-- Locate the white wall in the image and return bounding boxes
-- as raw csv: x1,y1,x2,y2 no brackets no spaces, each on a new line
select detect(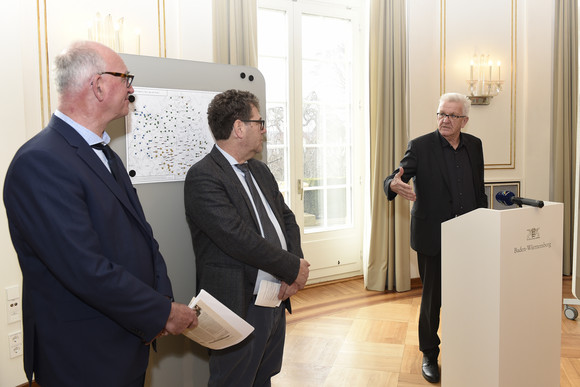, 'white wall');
409,0,554,191
1,1,28,385
0,0,557,385
519,0,554,200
